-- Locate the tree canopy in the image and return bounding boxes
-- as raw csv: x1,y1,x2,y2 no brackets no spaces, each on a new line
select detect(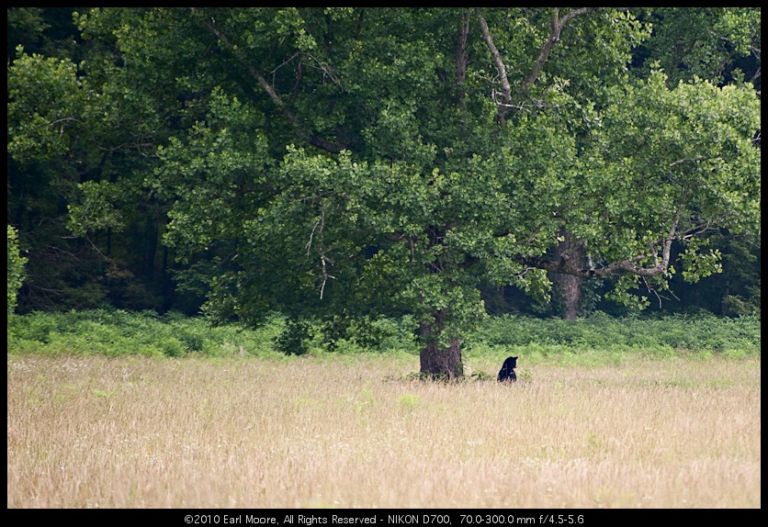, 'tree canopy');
7,7,760,377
